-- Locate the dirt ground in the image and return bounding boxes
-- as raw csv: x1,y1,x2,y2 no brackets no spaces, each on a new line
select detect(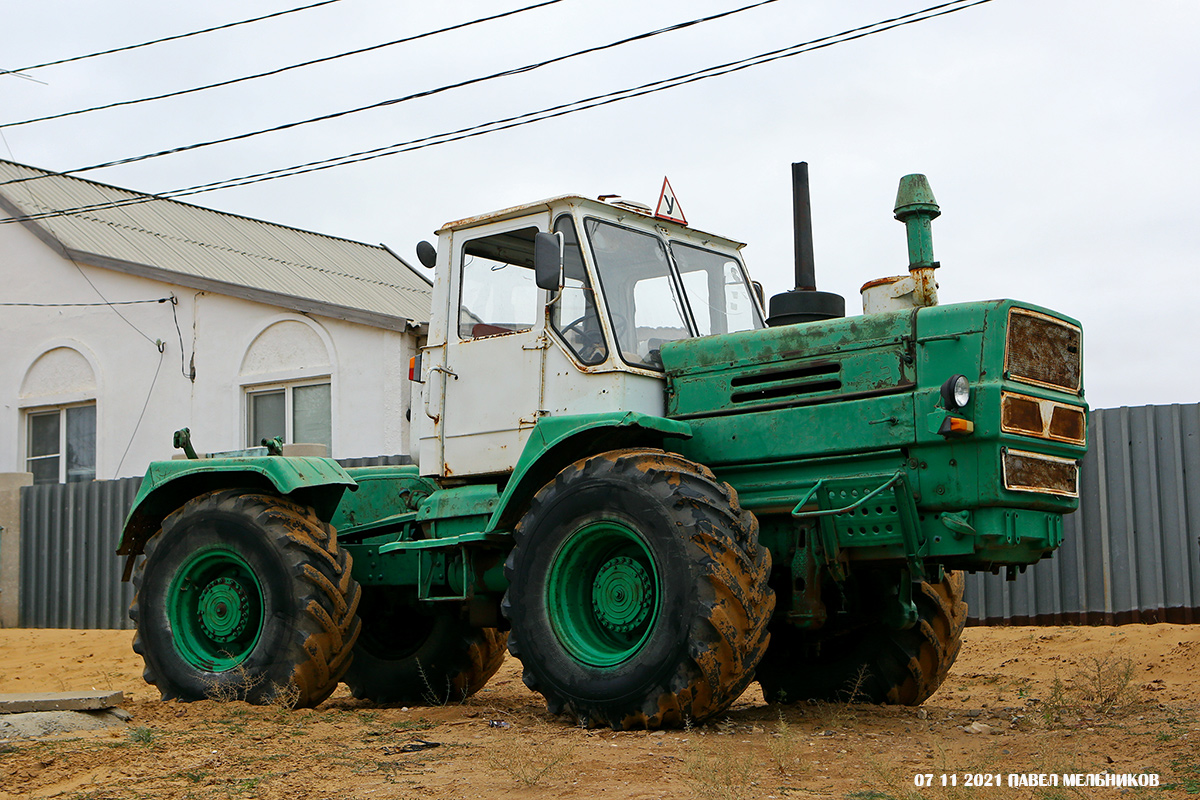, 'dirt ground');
1,624,1198,799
